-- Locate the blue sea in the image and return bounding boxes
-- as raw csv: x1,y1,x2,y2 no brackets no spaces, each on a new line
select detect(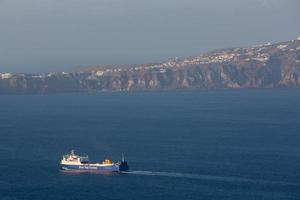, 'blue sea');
0,89,300,200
